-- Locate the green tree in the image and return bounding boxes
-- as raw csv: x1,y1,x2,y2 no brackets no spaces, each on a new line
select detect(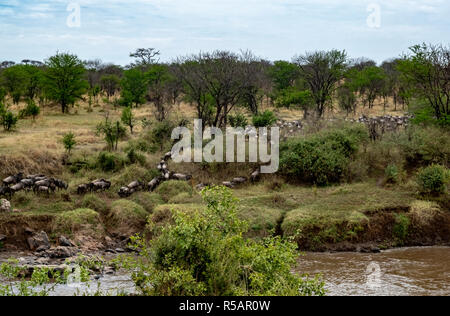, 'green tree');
62,132,76,154
120,69,147,108
268,61,300,92
121,106,135,134
1,111,19,131
2,65,27,104
397,44,450,120
43,53,88,113
294,50,347,118
352,66,386,109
